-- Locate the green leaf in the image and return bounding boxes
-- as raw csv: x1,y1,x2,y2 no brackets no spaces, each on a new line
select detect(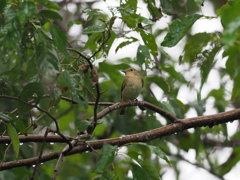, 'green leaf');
50,24,67,54
137,45,151,66
217,1,240,28
57,71,76,90
17,1,37,24
17,82,44,113
0,113,12,123
161,14,202,47
20,82,44,101
40,10,62,20
138,29,158,56
131,162,151,180
222,16,240,49
105,30,116,55
138,159,160,180
75,120,91,132
200,45,221,88
161,64,187,83
184,33,214,63
218,147,240,175
160,0,174,15
144,0,162,21
121,0,138,12
232,72,240,99
115,37,138,53
0,0,6,13
7,123,20,158
36,0,61,10
95,144,118,174
83,25,106,34
148,76,170,94
85,32,102,52
149,145,171,165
